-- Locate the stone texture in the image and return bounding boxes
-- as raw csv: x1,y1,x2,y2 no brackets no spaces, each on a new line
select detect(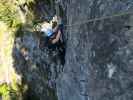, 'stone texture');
12,31,65,99
11,0,133,100
57,0,133,100
11,0,65,99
